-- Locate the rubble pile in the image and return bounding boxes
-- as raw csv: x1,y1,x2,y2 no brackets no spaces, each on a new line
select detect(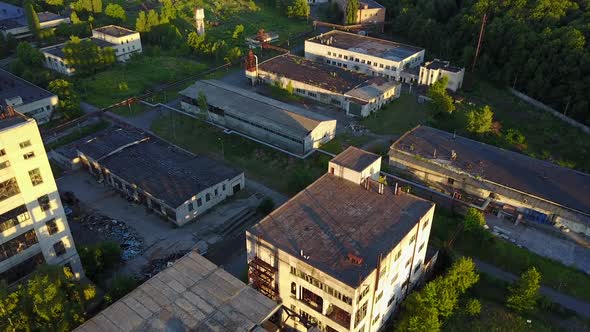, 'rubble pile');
80,214,144,261
141,251,189,279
